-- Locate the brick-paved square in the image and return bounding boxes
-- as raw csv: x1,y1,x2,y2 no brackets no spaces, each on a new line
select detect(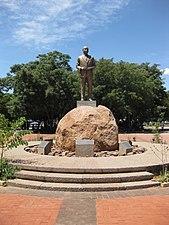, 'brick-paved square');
0,194,62,225
1,187,169,225
96,196,169,225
